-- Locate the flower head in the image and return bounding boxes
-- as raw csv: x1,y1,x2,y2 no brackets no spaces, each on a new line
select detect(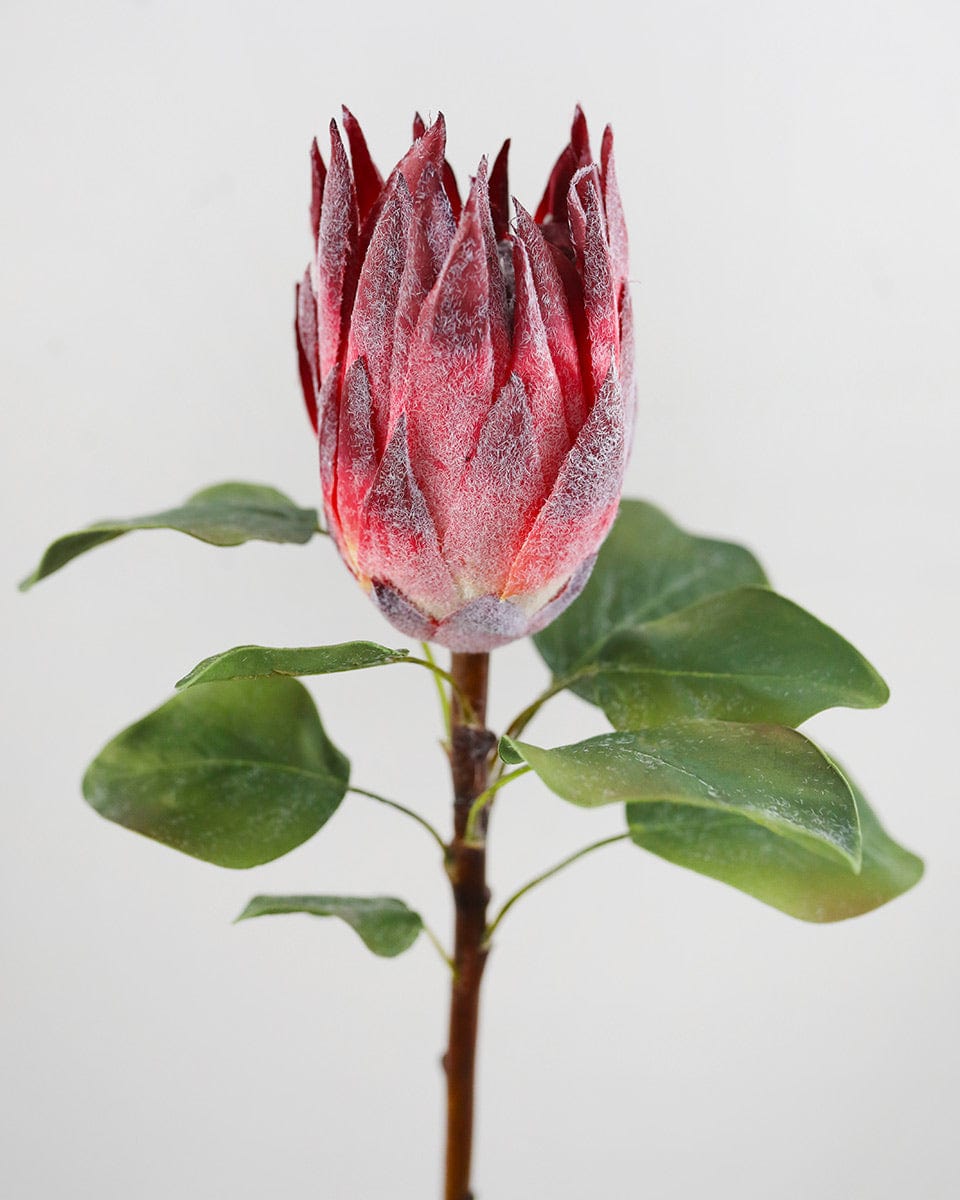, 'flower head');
297,107,634,651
